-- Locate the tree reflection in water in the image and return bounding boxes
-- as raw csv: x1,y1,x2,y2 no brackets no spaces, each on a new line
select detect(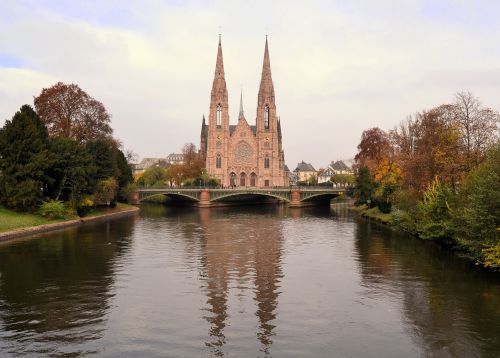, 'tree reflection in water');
0,218,135,356
354,219,500,357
